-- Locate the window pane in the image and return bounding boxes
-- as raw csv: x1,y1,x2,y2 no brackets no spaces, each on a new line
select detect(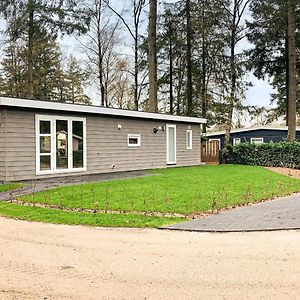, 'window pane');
129,138,138,145
40,120,50,134
168,127,175,162
40,136,51,153
56,120,68,169
128,134,141,146
252,138,263,145
233,138,240,145
72,121,84,168
40,156,51,171
187,131,192,149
